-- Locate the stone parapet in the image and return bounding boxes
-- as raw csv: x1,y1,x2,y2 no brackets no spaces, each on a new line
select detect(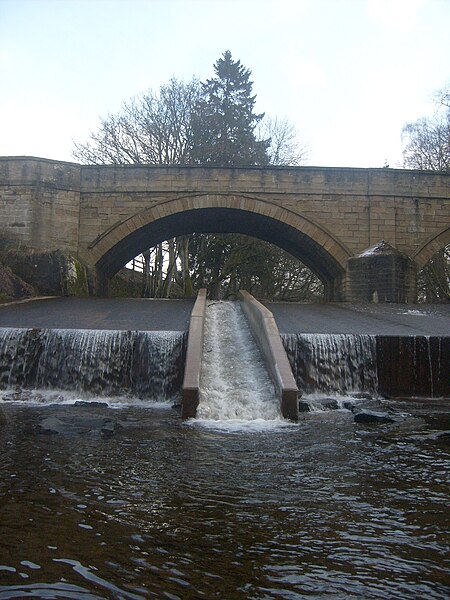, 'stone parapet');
0,157,81,190
78,163,449,198
0,158,82,254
